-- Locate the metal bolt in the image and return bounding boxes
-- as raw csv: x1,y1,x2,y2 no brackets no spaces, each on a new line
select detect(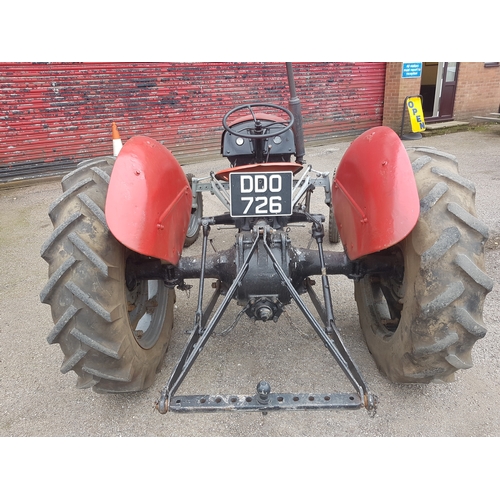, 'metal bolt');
257,381,271,405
